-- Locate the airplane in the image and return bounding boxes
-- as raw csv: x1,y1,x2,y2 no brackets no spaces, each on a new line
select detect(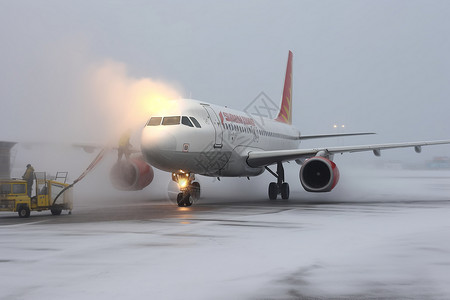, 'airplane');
107,51,450,207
